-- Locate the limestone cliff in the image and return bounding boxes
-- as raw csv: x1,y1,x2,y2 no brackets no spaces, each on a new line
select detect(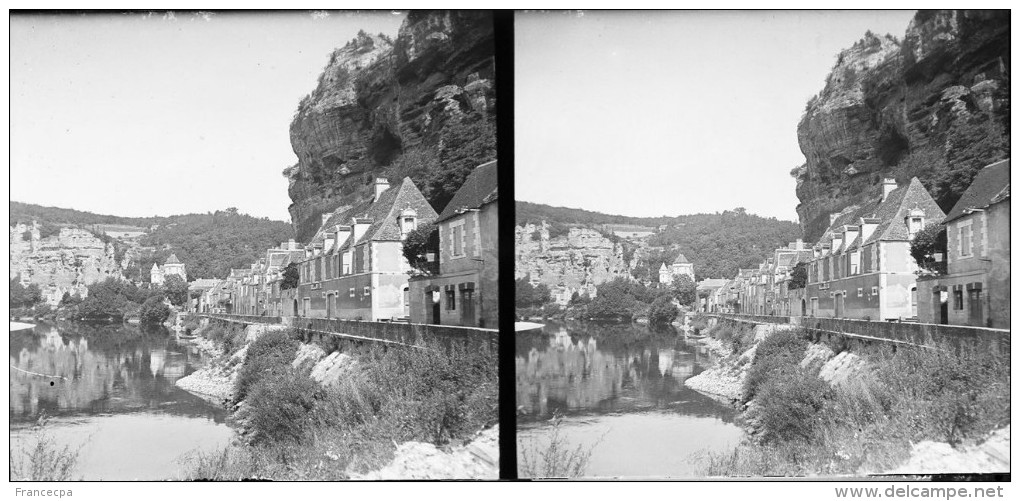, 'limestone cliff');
287,11,495,242
515,223,632,292
9,224,123,304
795,10,1009,242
